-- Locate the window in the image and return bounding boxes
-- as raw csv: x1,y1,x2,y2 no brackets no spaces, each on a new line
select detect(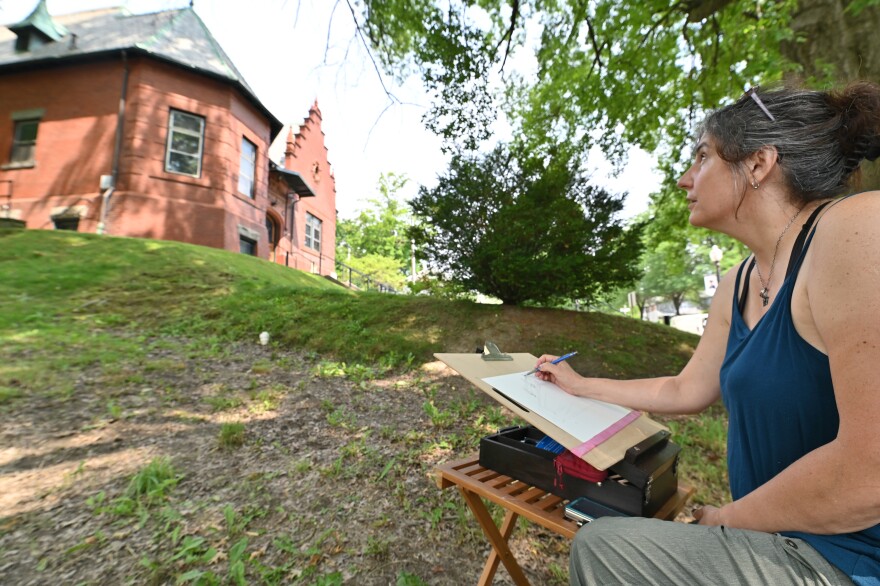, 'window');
238,137,256,197
239,236,256,256
10,119,38,164
53,217,79,231
266,214,280,247
165,110,204,177
305,213,321,251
